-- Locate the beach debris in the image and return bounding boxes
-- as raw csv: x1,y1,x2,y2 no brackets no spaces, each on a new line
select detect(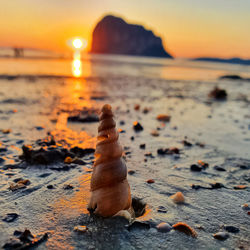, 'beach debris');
88,104,132,217
190,164,202,172
157,147,179,155
170,192,185,204
182,140,192,147
241,203,250,211
213,231,229,240
147,179,155,184
213,165,226,171
151,130,159,137
157,206,167,213
156,222,172,233
127,220,150,231
68,108,99,123
209,87,227,100
172,222,197,238
156,114,171,122
9,179,30,191
47,184,54,189
139,144,146,149
134,104,140,110
197,160,209,168
3,229,48,249
128,170,135,175
210,182,224,189
1,129,12,134
132,197,146,217
143,107,150,114
2,213,19,223
234,185,247,190
144,152,154,158
63,184,74,190
223,225,240,233
130,136,134,141
133,121,143,131
74,225,88,233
